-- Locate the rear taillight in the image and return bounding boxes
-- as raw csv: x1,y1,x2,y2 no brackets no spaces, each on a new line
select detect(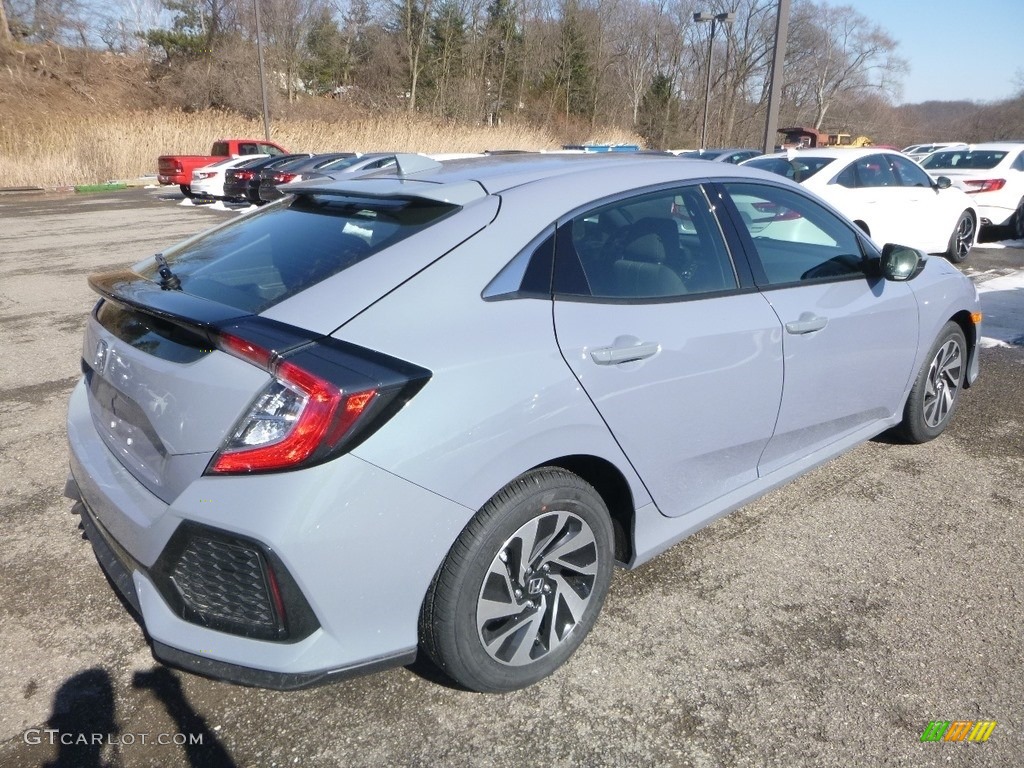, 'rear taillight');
235,170,255,181
963,178,1006,194
272,172,298,184
207,330,428,474
193,171,216,180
